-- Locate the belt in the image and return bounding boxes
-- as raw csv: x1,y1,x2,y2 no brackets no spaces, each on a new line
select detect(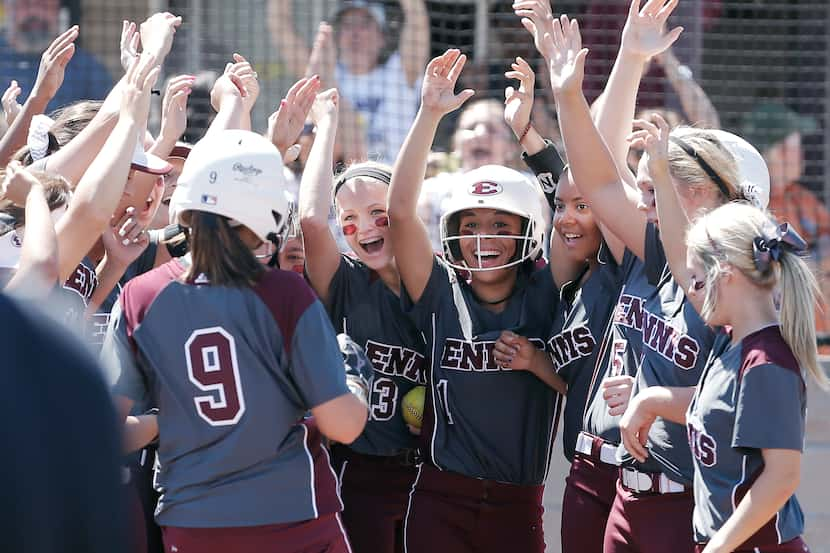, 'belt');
575,431,621,466
619,467,687,494
333,444,421,467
